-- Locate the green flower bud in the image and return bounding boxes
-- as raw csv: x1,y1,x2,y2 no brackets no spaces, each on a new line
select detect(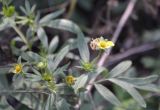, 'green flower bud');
42,73,52,82
2,6,15,17
37,62,46,69
42,73,56,93
81,61,95,72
